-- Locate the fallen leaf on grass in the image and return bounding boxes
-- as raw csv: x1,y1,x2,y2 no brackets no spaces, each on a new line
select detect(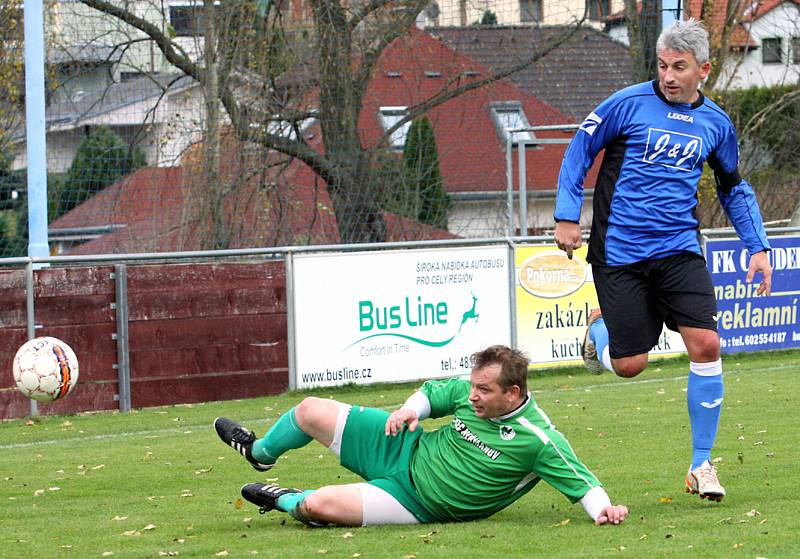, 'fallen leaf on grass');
317,550,328,555
180,490,193,498
342,532,354,539
659,497,673,503
143,524,157,531
235,498,244,510
549,518,571,528
101,552,114,557
122,530,140,537
216,551,230,557
112,516,127,521
733,543,743,549
48,487,61,492
195,468,212,475
745,509,761,517
33,489,44,496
